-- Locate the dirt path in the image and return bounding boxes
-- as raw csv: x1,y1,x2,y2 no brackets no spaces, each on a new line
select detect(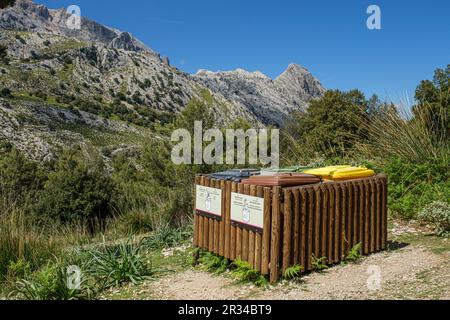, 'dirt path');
106,244,449,300
104,221,450,300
